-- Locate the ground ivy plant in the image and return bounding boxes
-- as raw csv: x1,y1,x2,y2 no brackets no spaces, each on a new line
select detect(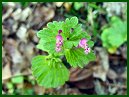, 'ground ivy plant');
31,17,96,88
